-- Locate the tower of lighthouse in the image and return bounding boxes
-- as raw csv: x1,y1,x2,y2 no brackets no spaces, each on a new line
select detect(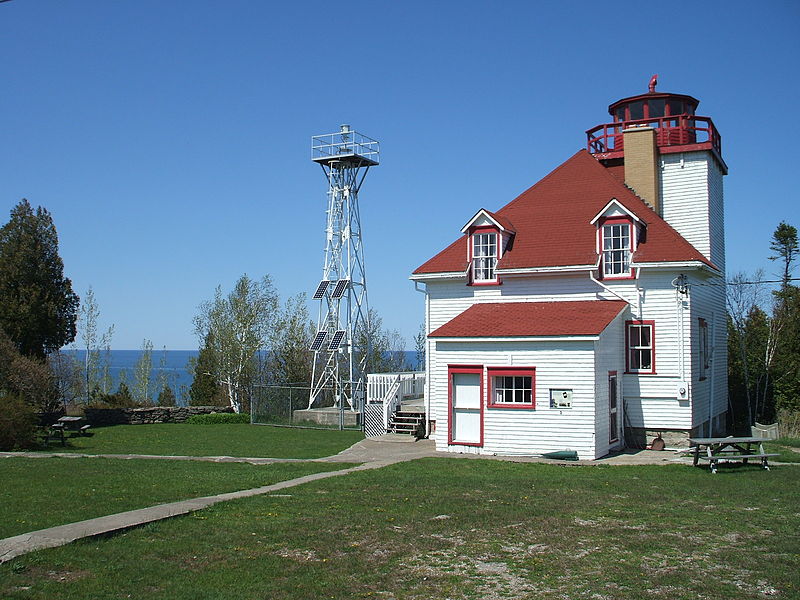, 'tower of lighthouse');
307,125,379,423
